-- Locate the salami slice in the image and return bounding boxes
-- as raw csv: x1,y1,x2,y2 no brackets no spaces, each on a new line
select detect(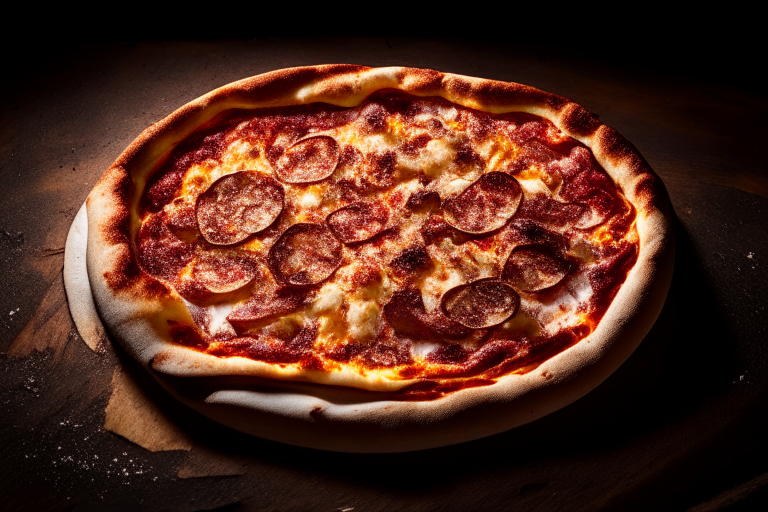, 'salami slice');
196,171,284,246
384,288,471,340
191,253,258,294
502,245,572,292
268,223,343,286
326,202,389,244
443,172,522,234
441,279,520,329
227,286,312,327
275,136,340,183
